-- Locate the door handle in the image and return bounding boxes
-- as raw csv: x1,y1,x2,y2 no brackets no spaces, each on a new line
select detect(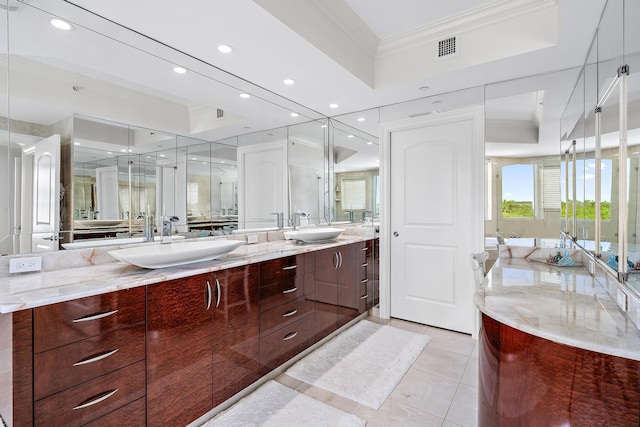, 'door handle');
393,231,399,237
